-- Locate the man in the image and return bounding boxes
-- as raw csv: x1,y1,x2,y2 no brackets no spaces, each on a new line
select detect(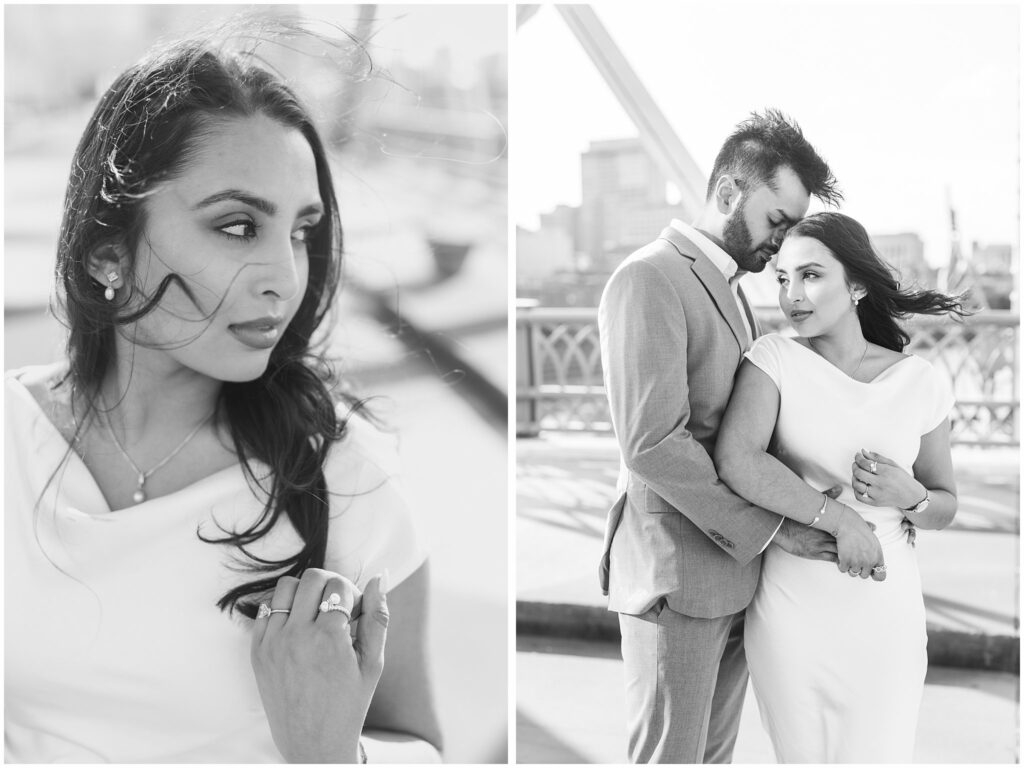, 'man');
598,109,844,763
